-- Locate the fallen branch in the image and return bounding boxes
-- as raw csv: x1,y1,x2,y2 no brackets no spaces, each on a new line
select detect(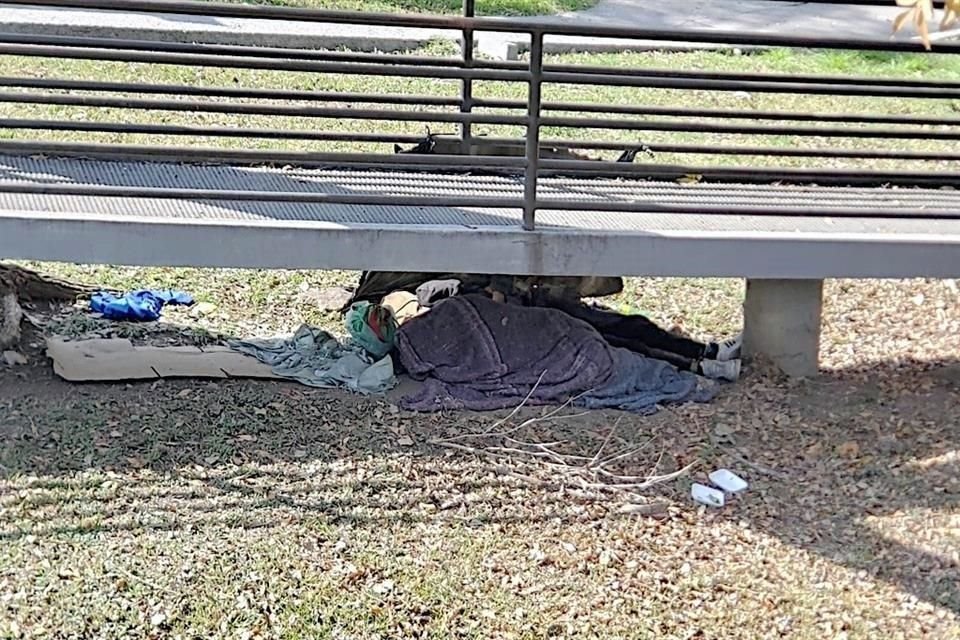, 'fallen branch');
0,263,101,301
430,395,698,502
